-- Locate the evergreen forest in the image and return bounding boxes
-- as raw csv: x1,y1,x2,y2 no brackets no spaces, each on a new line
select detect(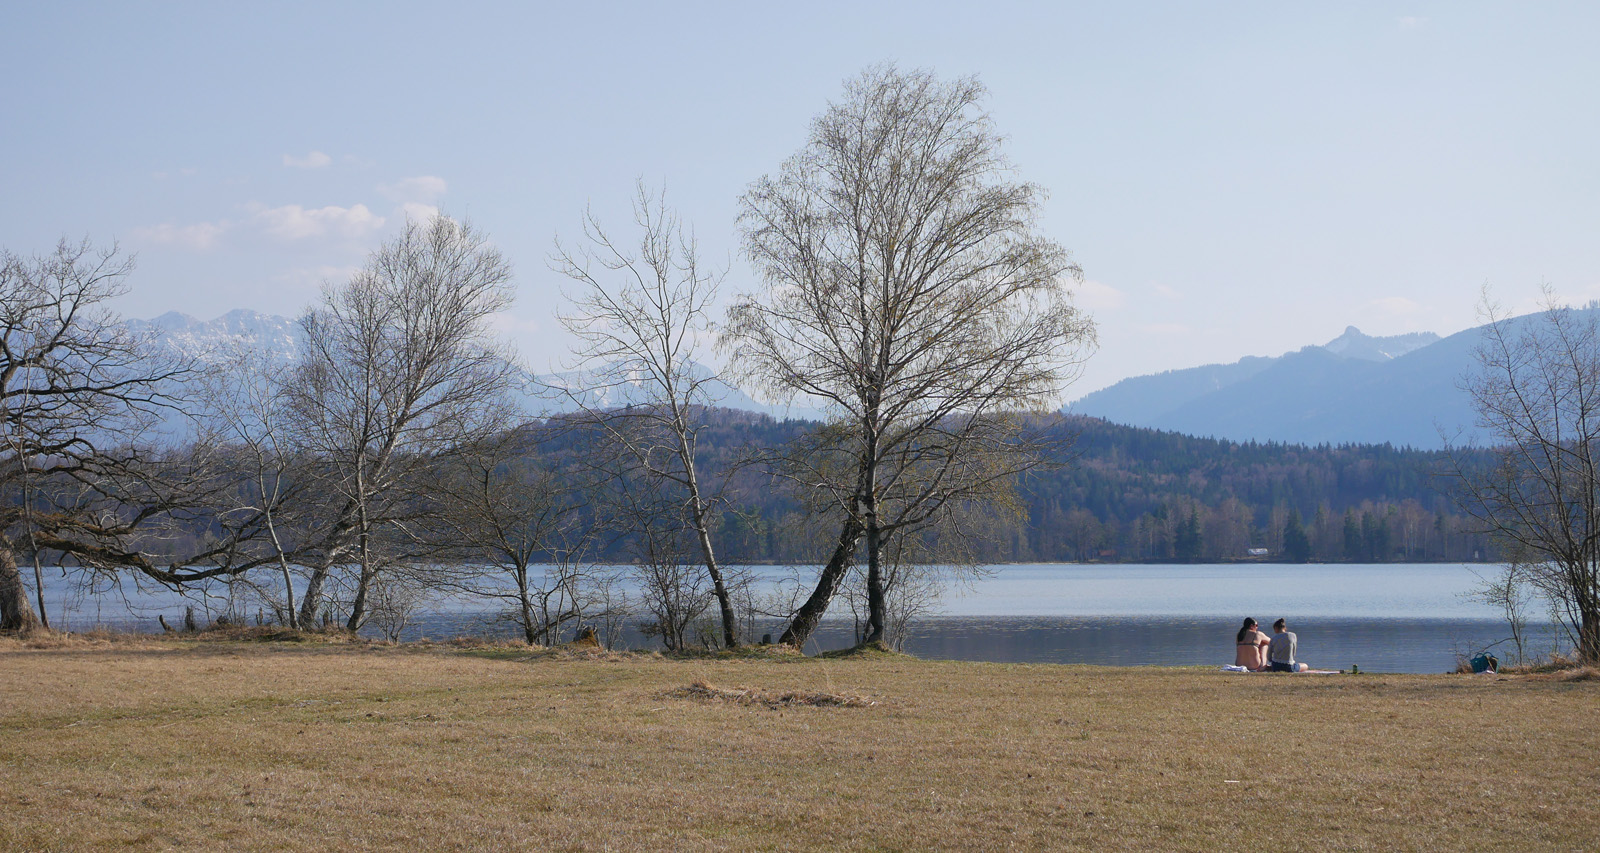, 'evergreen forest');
547,409,1496,566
